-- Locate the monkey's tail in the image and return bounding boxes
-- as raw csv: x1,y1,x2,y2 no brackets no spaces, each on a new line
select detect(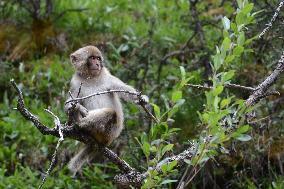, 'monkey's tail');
68,144,96,174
